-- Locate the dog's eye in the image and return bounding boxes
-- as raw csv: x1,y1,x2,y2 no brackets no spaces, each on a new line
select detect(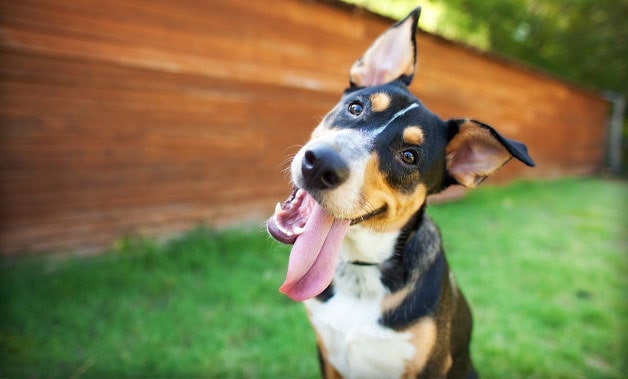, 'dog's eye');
400,150,417,165
348,102,363,116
